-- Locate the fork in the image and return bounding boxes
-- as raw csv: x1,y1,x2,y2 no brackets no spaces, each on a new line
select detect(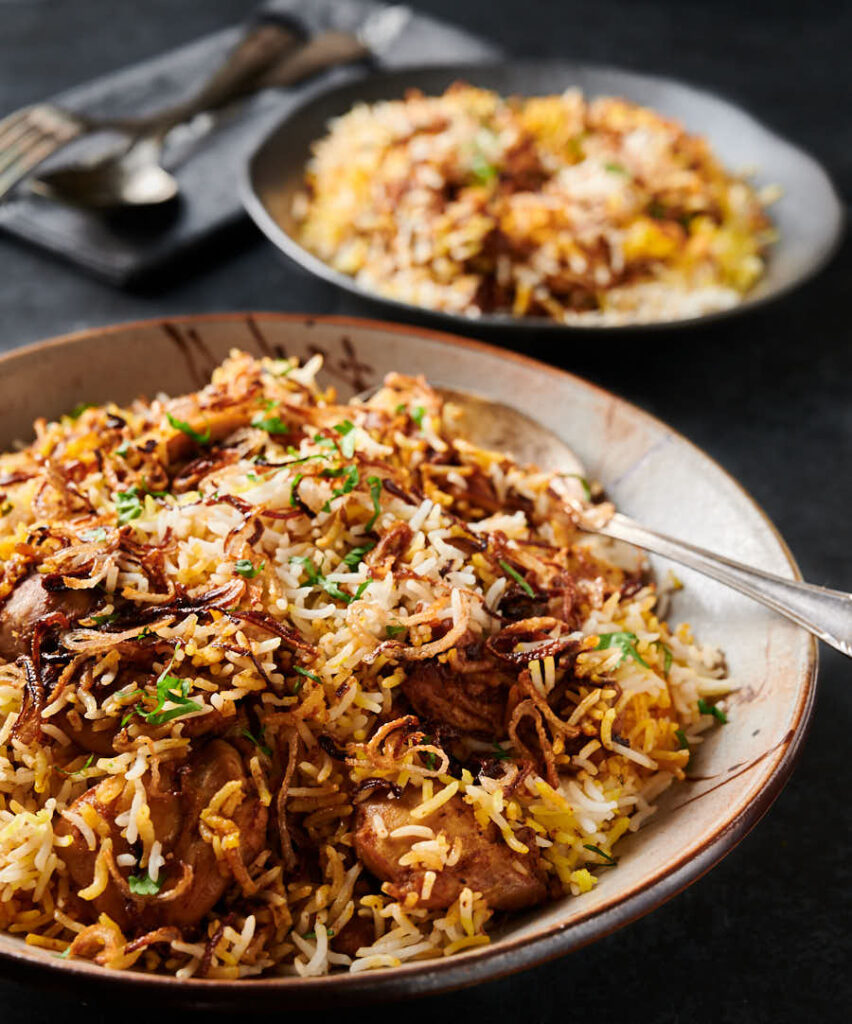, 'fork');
0,7,411,204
